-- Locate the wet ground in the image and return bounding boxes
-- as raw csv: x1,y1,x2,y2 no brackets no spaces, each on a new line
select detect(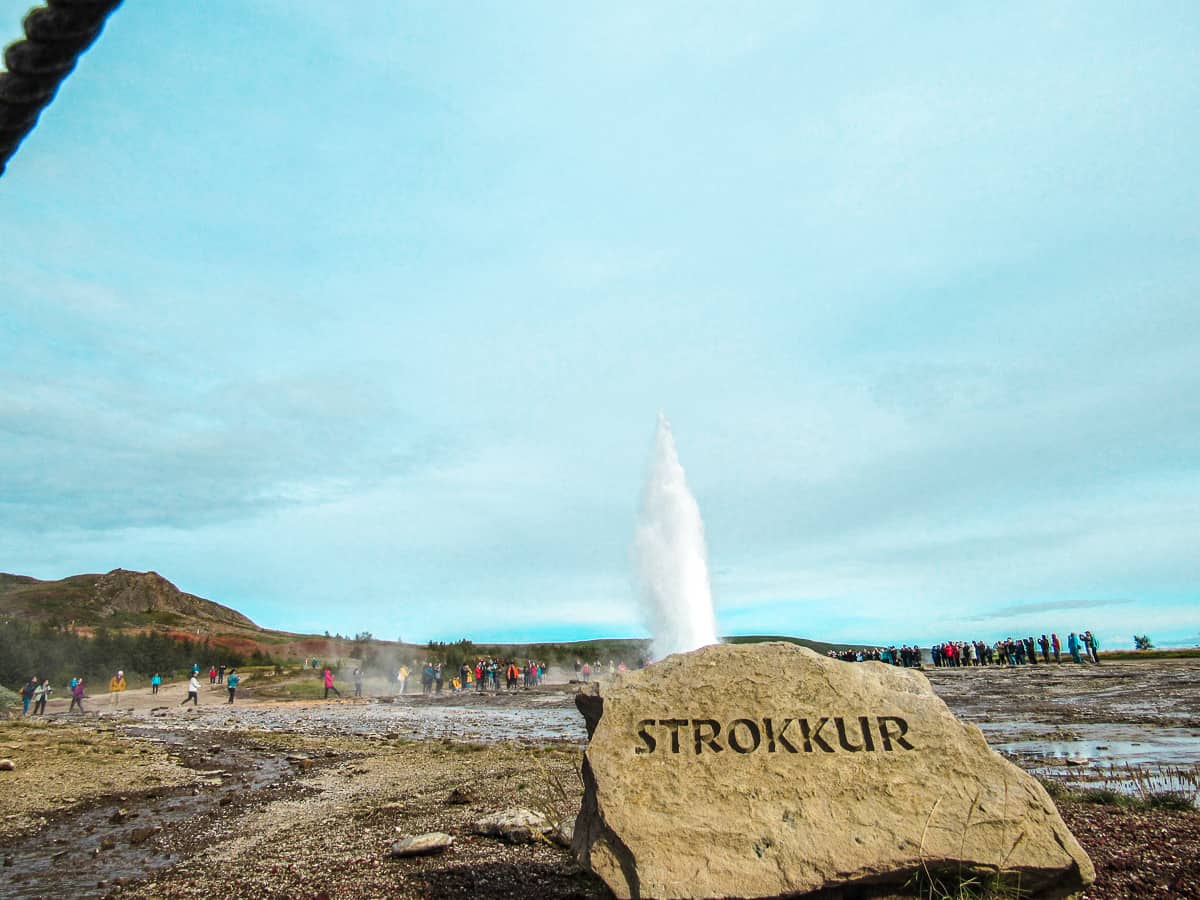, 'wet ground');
0,728,330,900
923,658,1200,794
